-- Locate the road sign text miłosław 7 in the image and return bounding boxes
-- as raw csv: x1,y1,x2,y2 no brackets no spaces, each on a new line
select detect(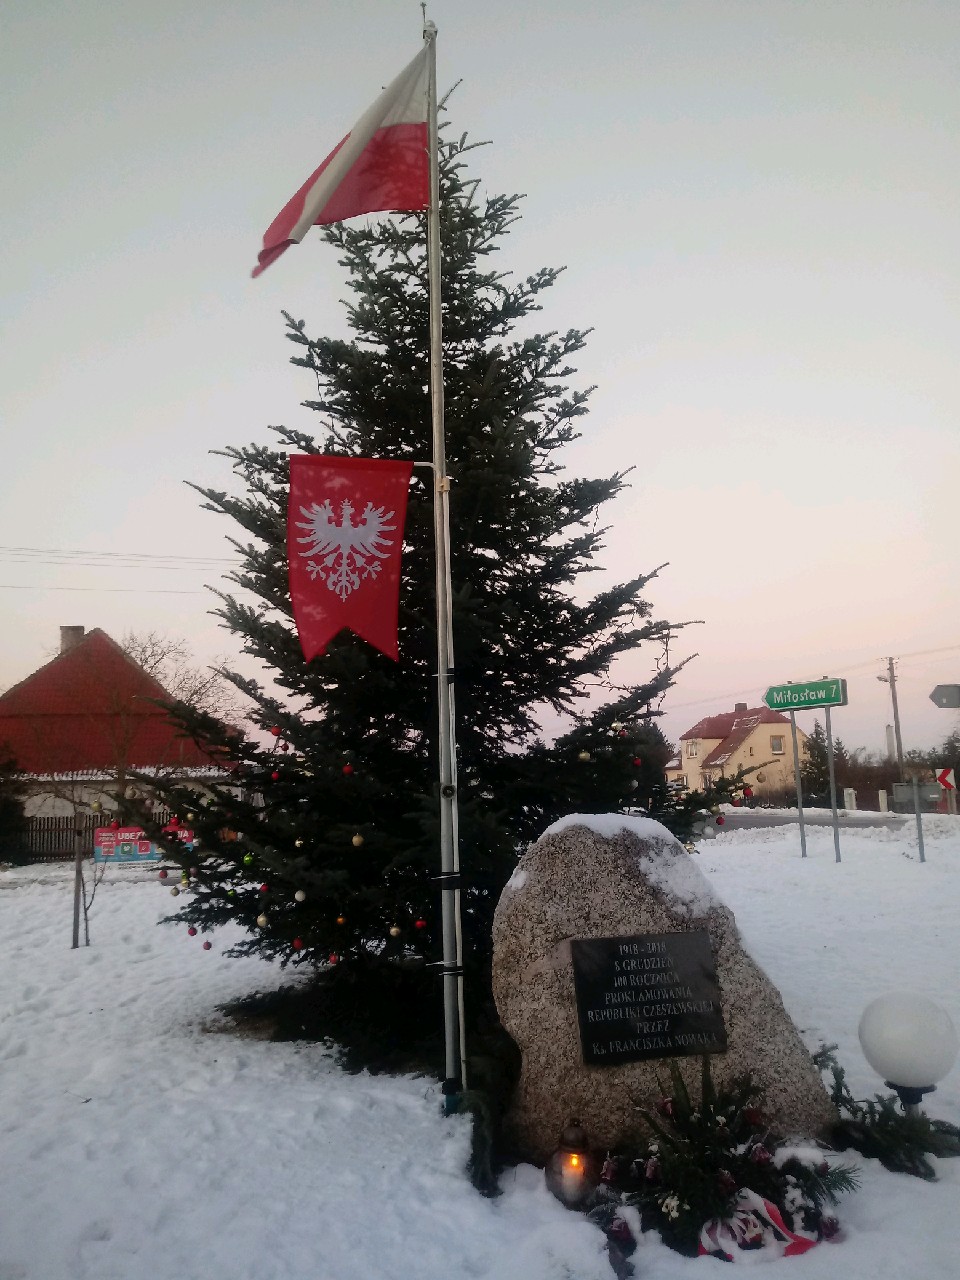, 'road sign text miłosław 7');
763,679,848,711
